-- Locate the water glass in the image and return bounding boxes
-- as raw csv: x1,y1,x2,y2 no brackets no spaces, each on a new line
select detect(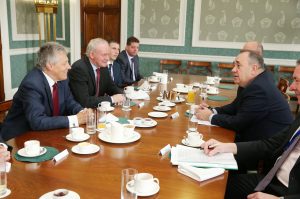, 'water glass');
122,98,131,111
86,109,96,134
97,105,107,130
0,158,7,196
121,168,137,199
187,89,196,105
188,114,198,133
